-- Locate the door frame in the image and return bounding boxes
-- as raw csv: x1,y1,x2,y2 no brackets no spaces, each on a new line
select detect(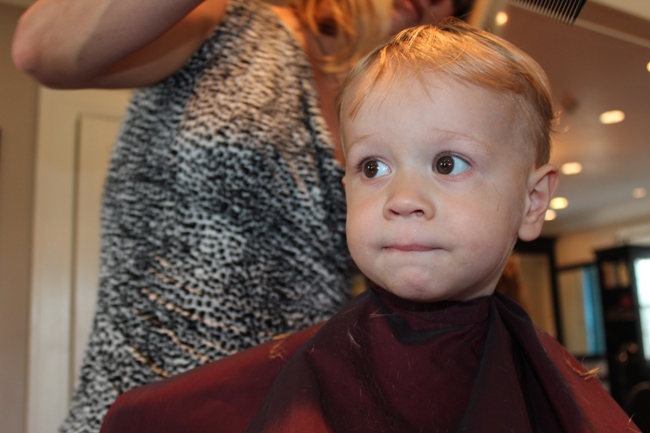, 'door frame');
27,87,131,433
